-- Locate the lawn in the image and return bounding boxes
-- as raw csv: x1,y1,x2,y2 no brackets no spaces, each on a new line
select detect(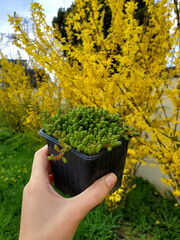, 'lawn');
0,121,179,240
